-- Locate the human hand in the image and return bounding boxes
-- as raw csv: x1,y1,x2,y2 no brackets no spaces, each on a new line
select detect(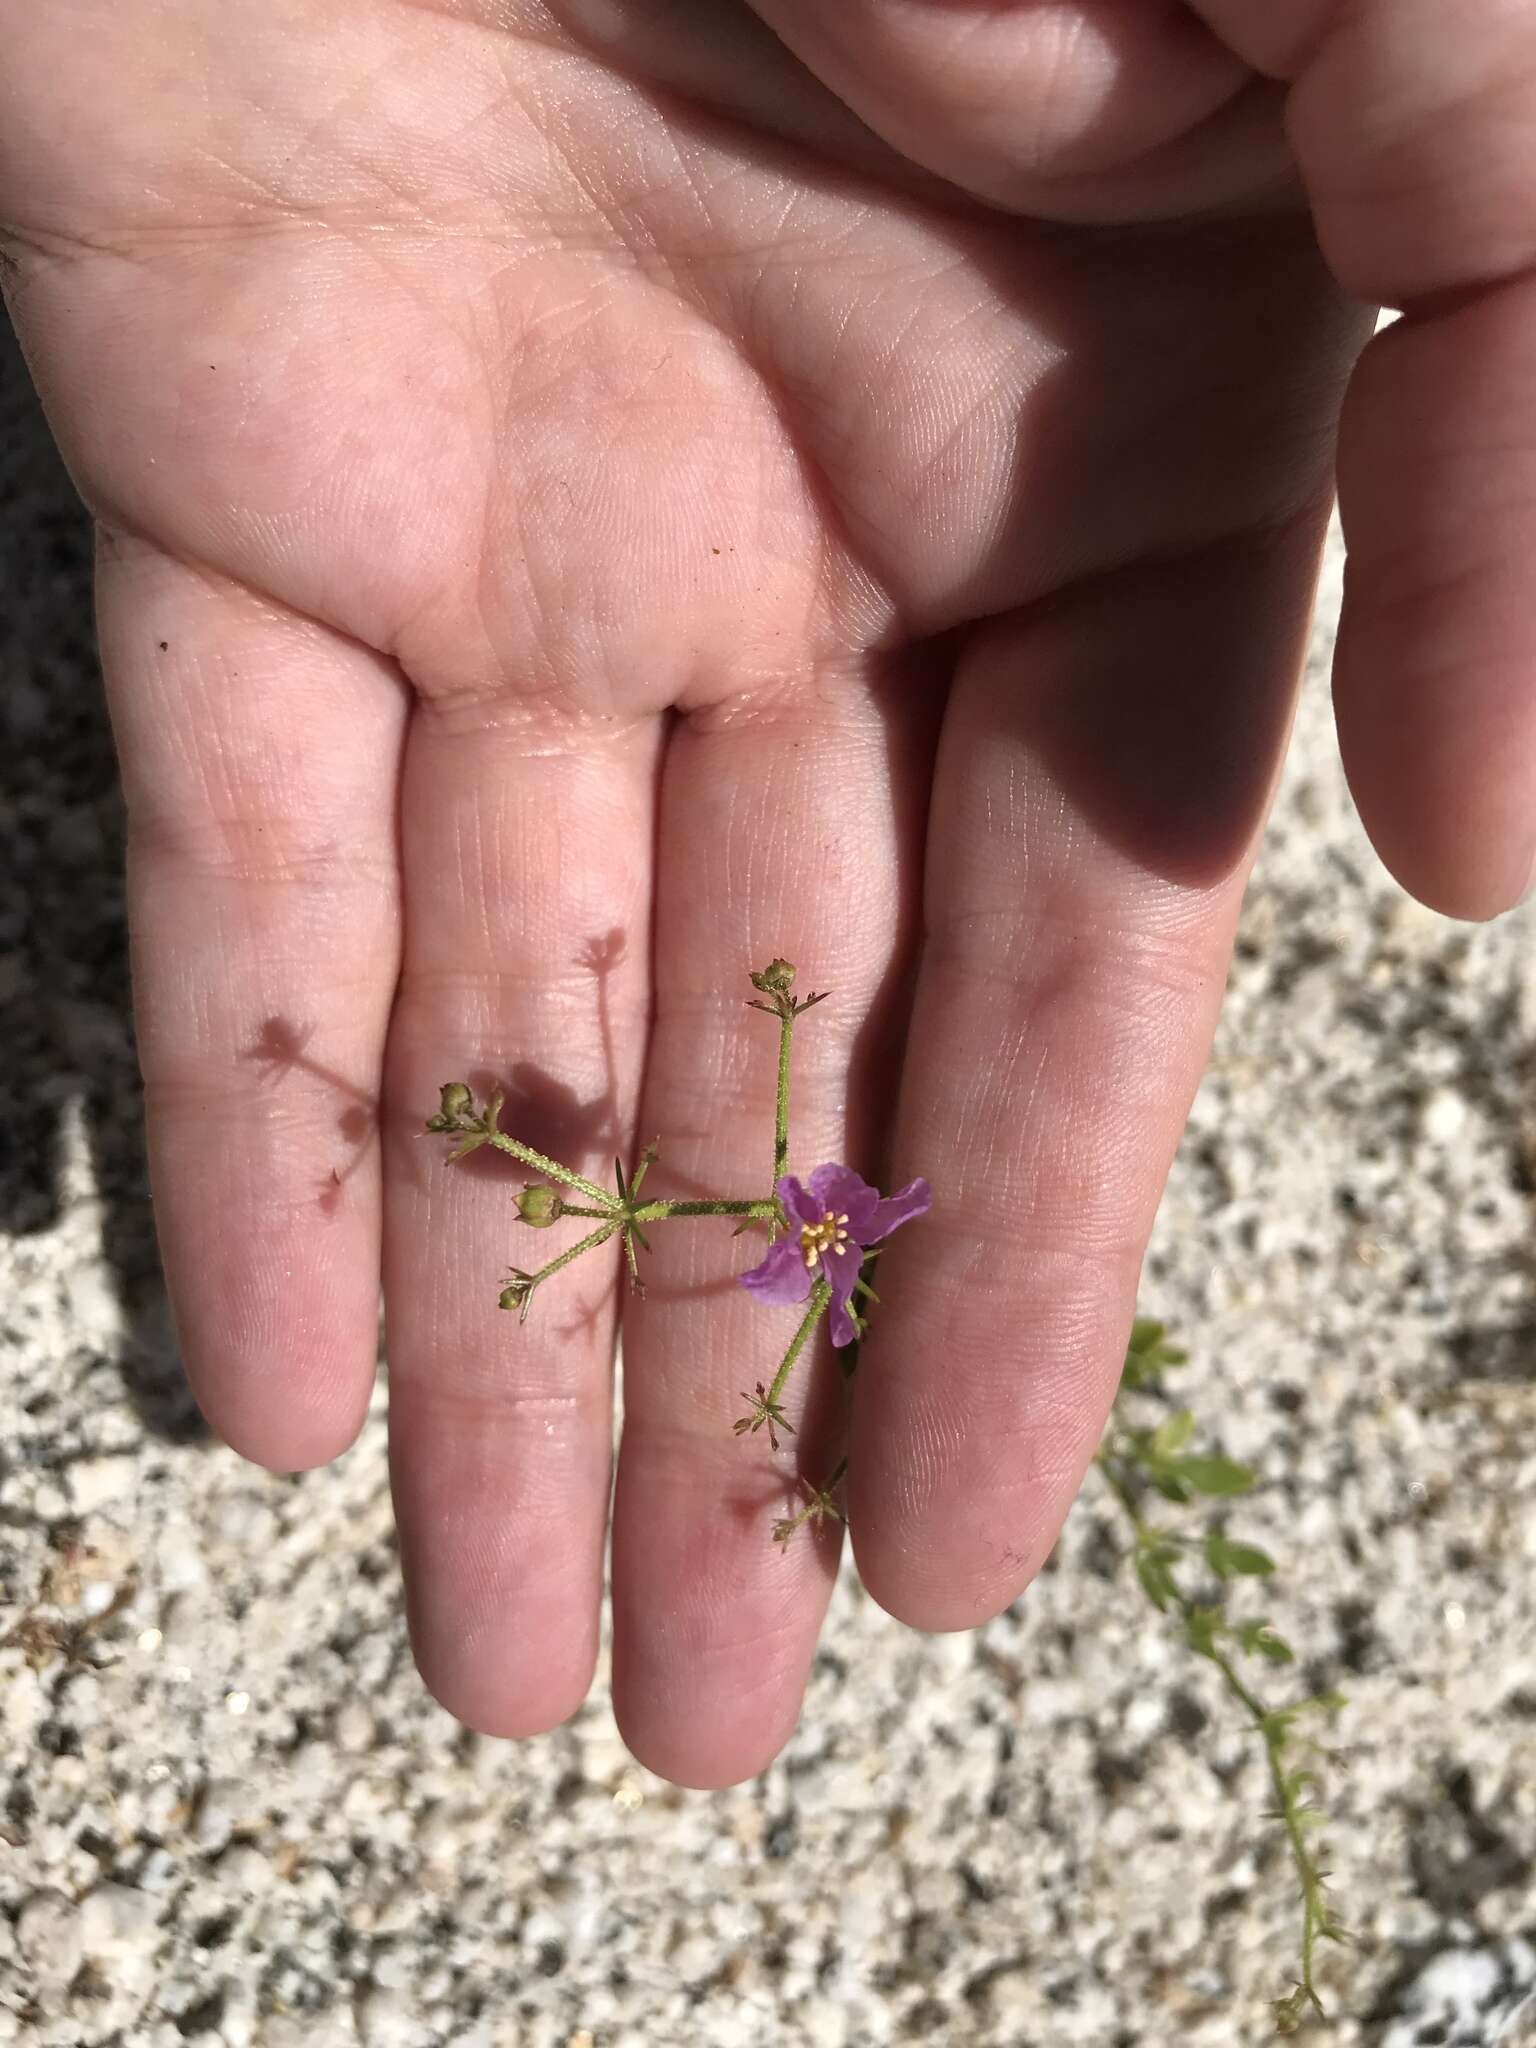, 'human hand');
2,0,1526,1786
